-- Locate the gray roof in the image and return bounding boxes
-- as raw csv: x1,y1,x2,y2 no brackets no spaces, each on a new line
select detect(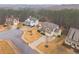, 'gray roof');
40,22,59,34
65,28,79,47
67,28,79,42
